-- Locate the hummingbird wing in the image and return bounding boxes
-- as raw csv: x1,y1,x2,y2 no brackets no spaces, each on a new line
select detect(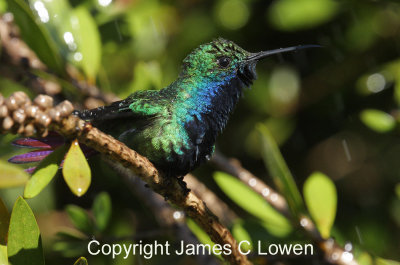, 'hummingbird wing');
76,90,164,122
76,90,169,143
